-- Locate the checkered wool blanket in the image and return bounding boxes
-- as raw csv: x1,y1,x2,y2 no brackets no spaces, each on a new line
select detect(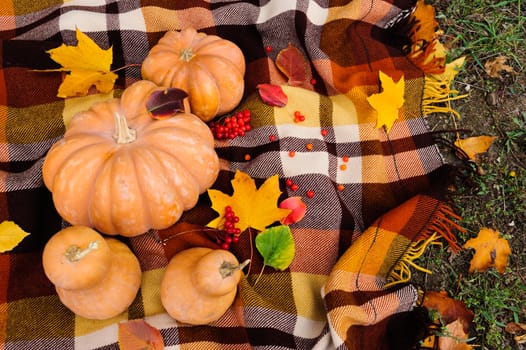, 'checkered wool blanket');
0,1,464,349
